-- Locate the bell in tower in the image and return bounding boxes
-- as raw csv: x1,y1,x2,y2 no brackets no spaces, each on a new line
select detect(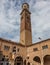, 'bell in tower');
20,3,32,46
